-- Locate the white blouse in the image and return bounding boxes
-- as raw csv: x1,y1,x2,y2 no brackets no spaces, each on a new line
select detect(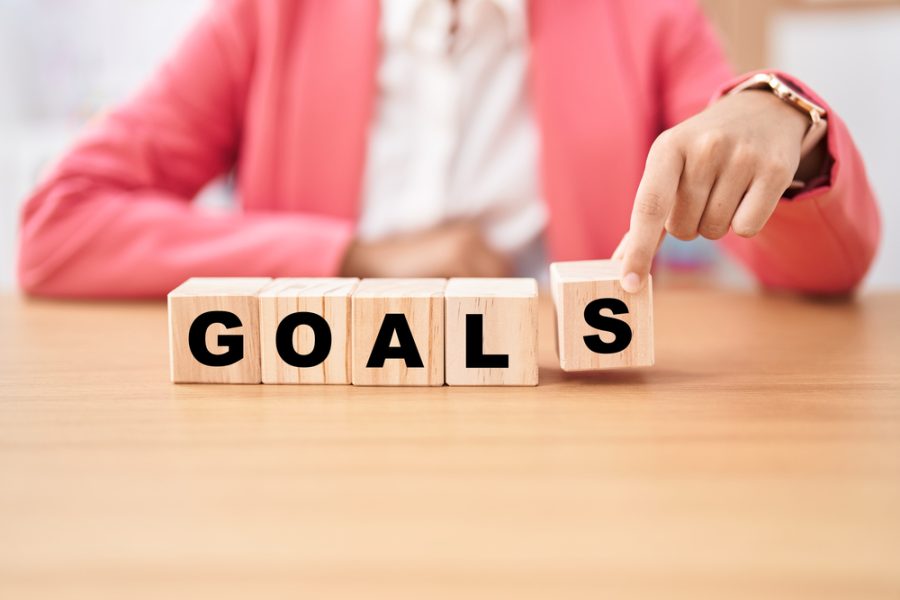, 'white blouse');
357,0,547,262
